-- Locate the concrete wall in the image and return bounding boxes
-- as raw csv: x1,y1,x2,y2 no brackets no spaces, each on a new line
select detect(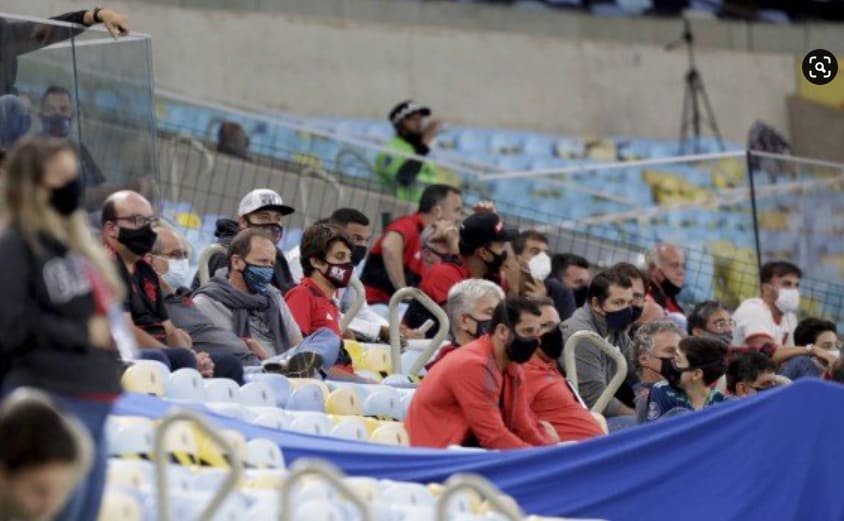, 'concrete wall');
6,1,799,141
